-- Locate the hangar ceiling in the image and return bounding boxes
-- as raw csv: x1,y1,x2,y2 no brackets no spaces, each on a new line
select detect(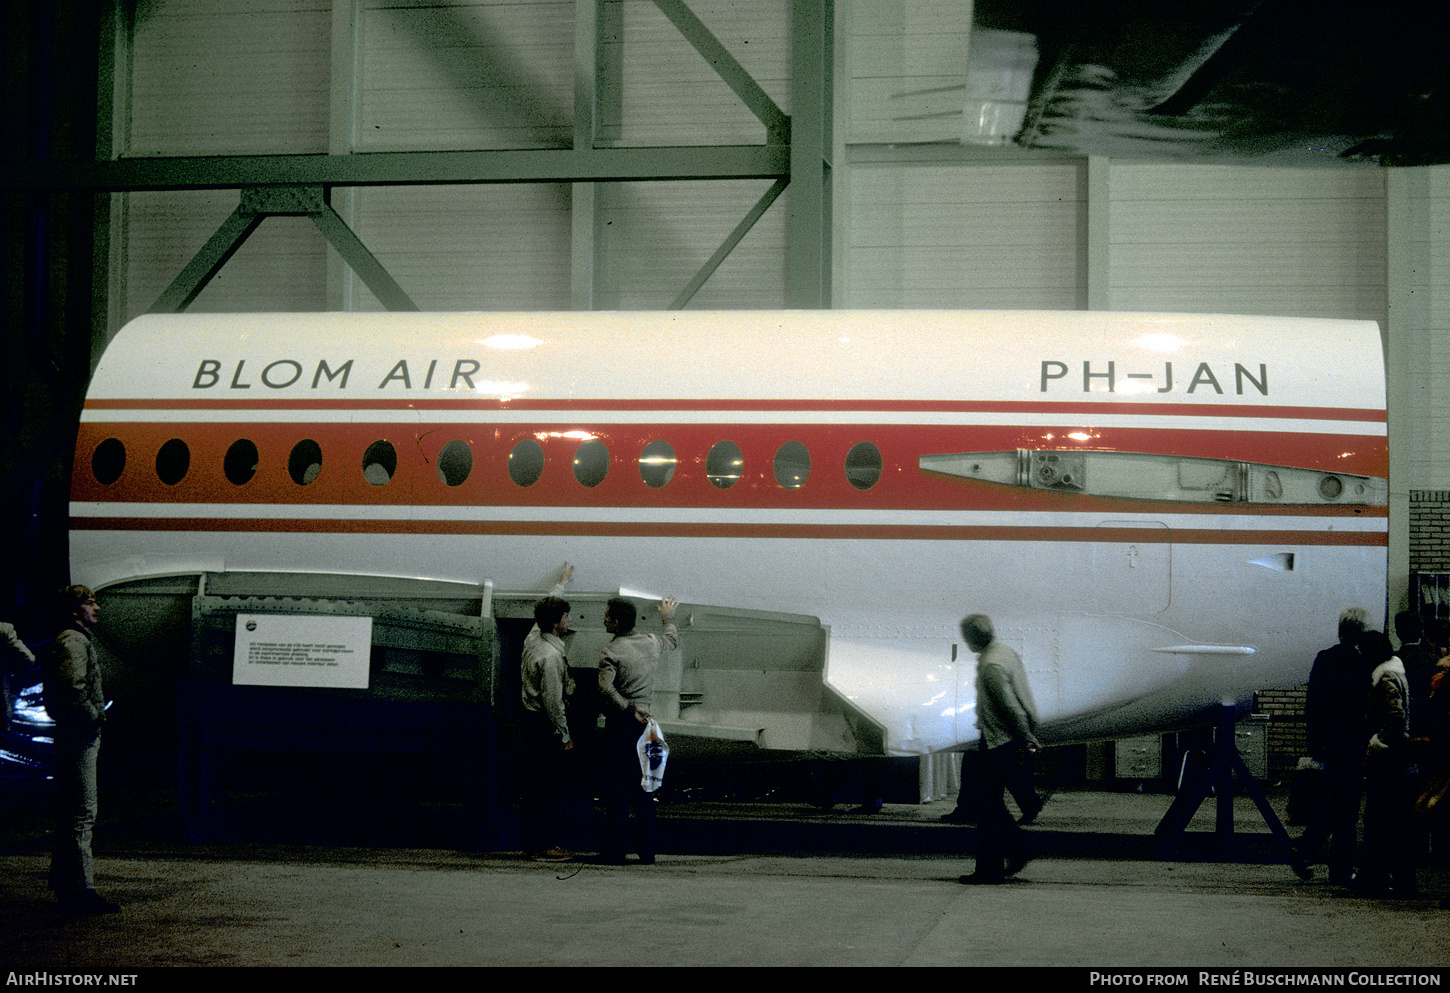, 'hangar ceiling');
975,0,1450,166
